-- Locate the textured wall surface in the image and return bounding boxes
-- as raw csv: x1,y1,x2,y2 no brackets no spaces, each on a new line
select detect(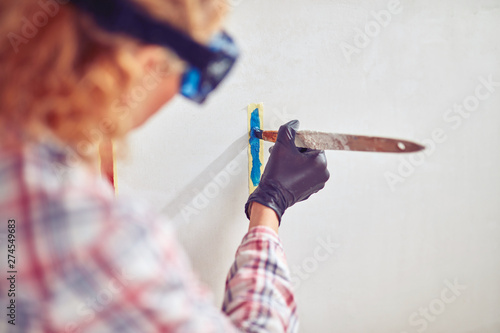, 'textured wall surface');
117,1,500,332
